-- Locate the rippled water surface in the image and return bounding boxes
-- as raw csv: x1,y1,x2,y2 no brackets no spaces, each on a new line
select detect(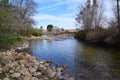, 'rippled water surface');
29,36,120,80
